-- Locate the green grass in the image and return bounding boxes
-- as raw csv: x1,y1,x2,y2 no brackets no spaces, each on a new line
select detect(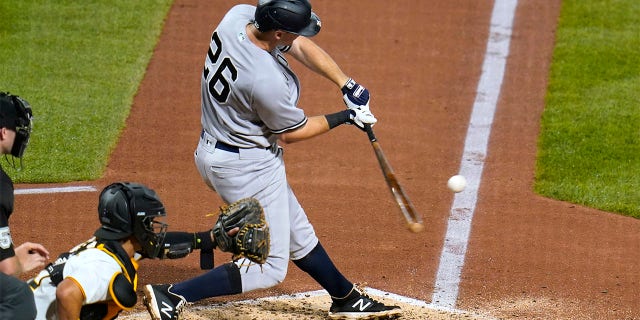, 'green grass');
0,0,173,182
535,0,640,218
